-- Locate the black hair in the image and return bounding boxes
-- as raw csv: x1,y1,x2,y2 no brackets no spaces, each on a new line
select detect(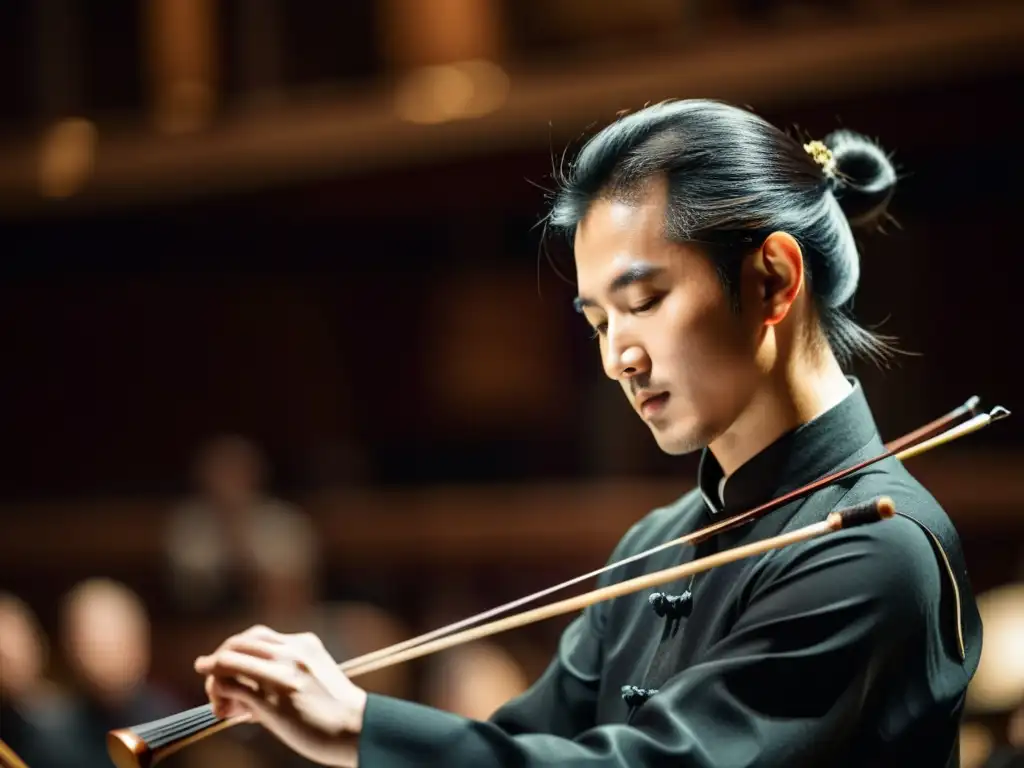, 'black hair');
546,99,899,367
